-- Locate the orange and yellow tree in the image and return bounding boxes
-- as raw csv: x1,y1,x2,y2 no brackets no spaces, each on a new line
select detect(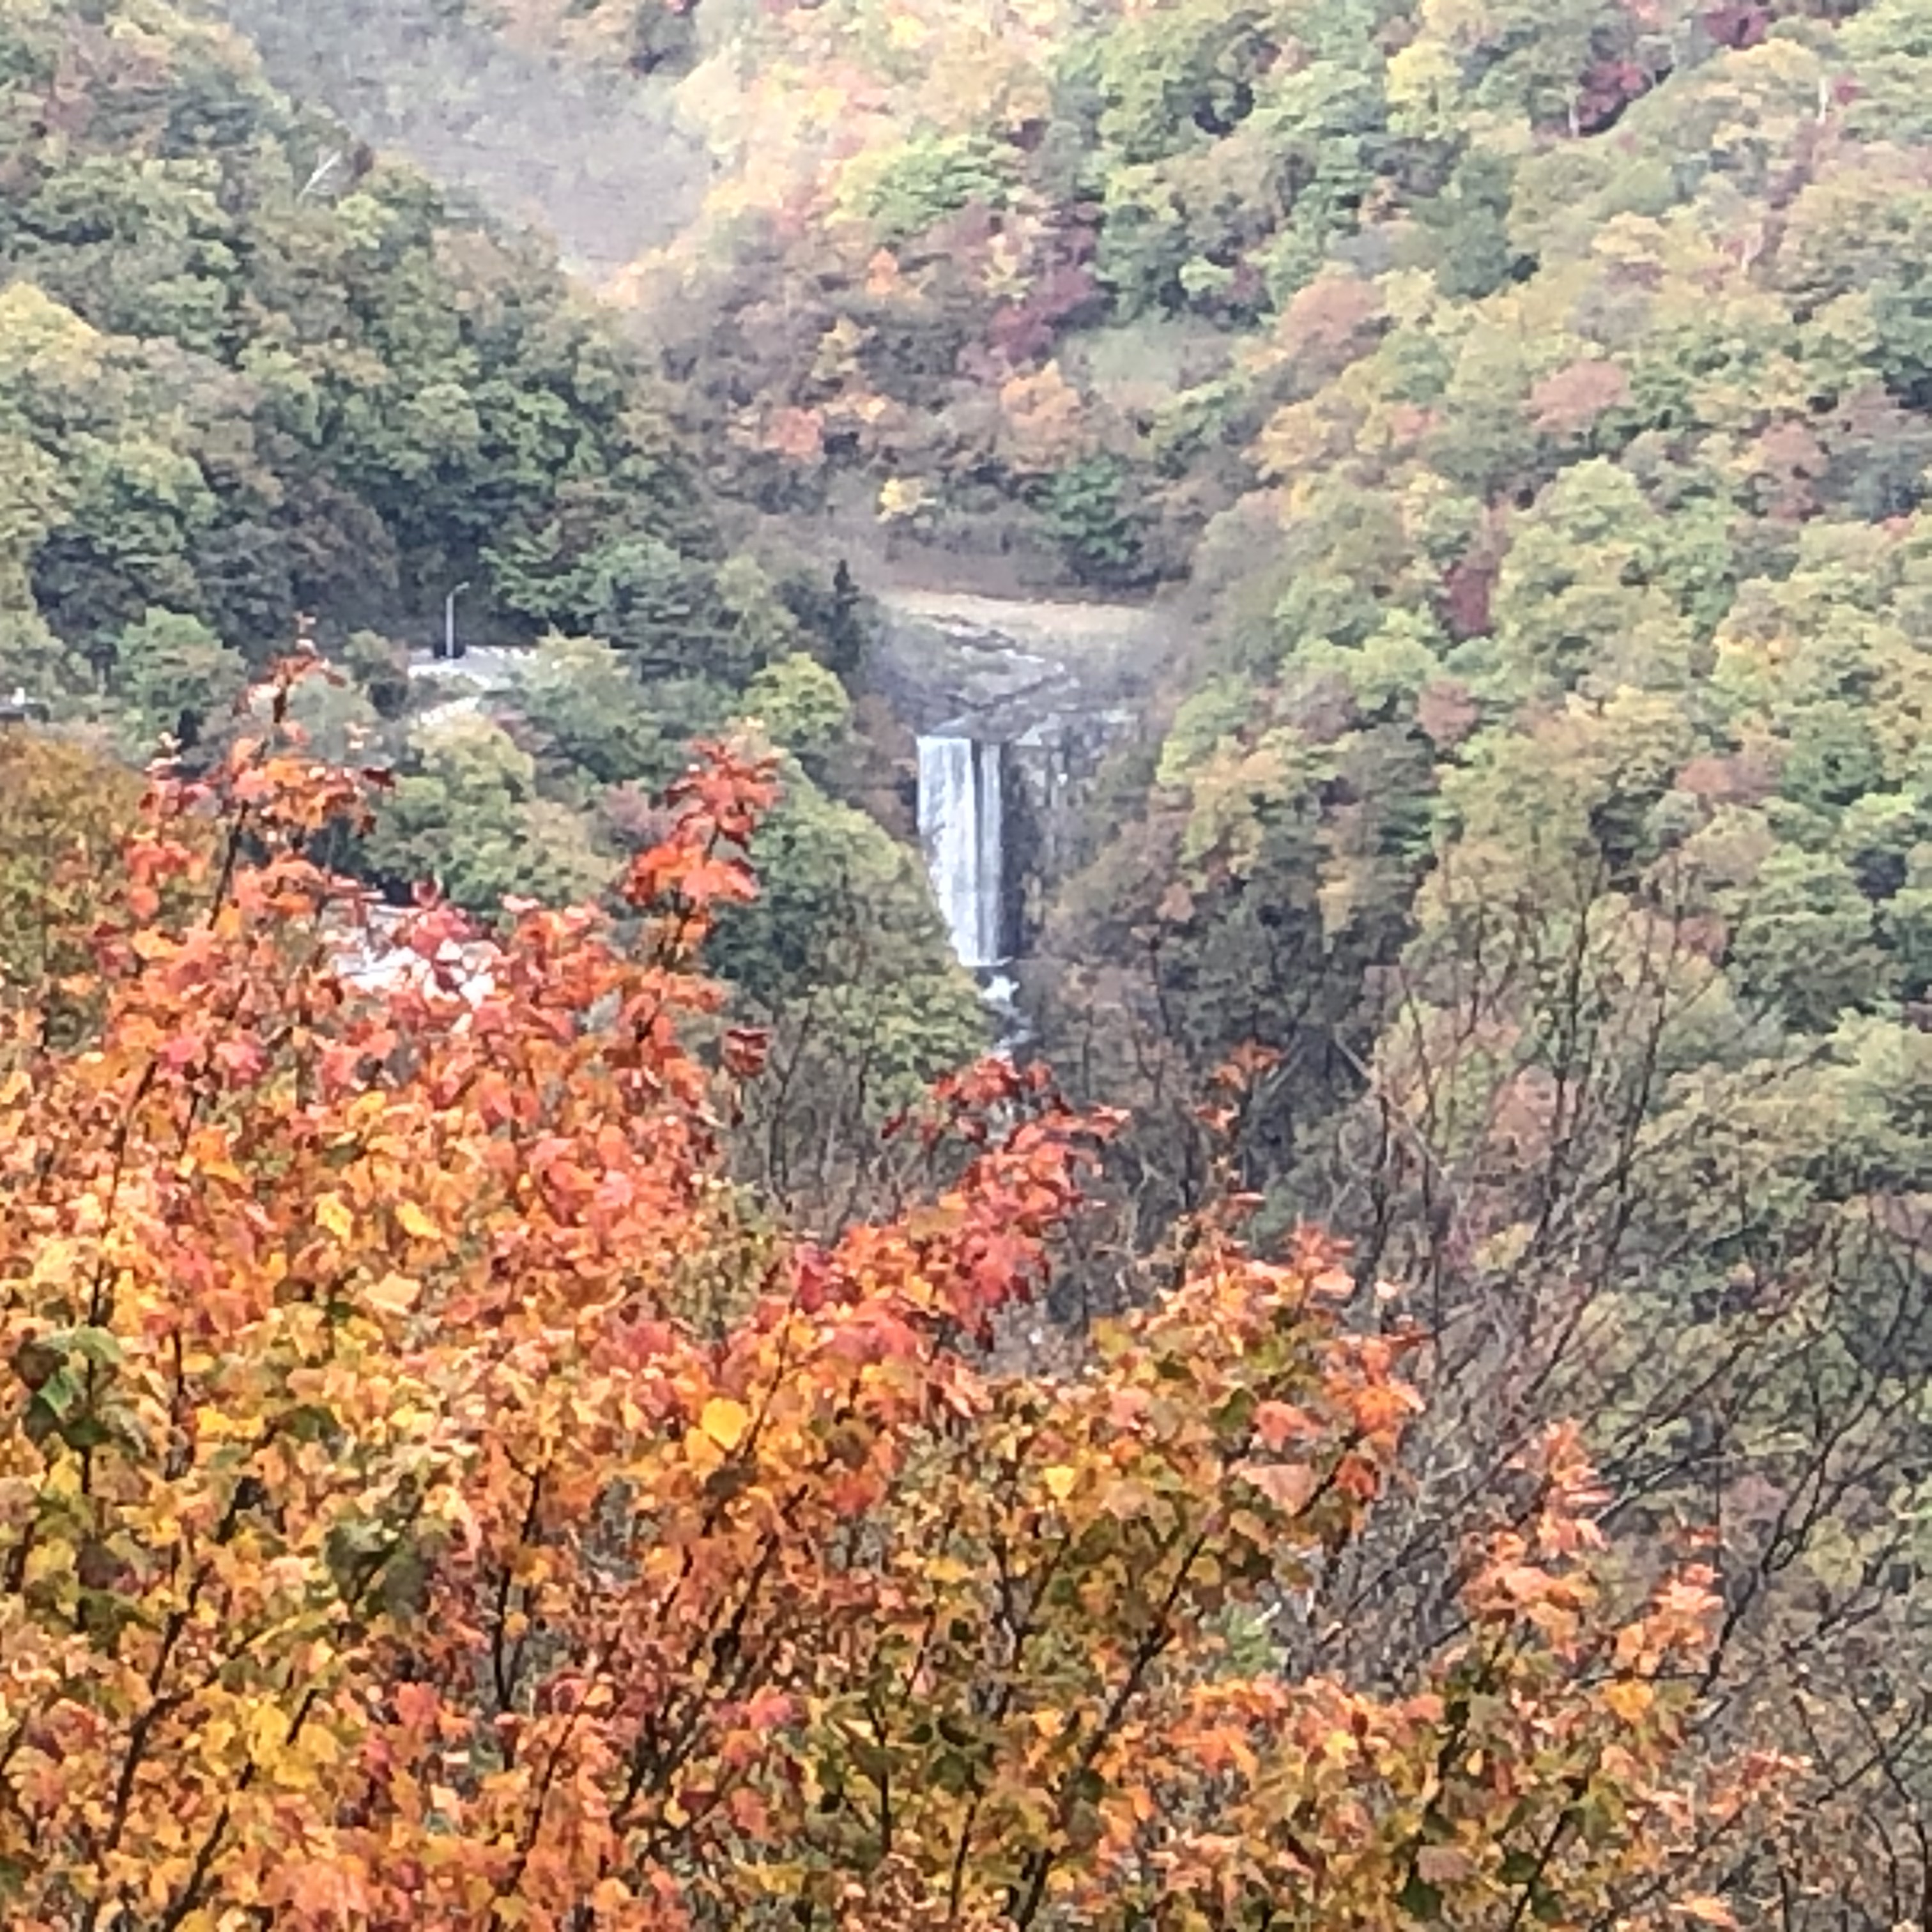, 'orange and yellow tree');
0,666,1786,1929
0,726,145,1011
